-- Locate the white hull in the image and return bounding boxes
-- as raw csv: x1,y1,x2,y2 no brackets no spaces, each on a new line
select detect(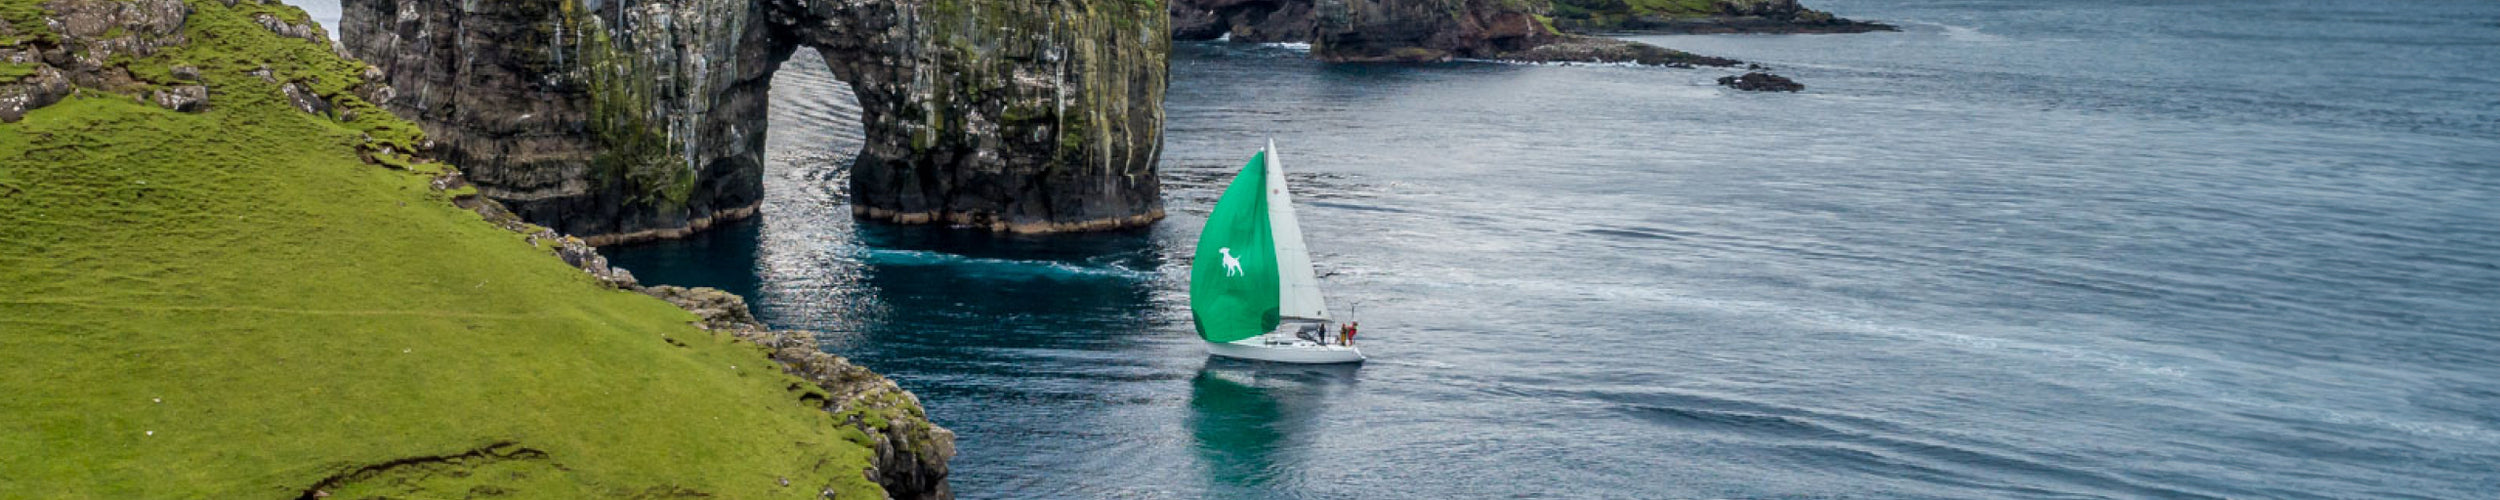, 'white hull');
1206,337,1366,364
